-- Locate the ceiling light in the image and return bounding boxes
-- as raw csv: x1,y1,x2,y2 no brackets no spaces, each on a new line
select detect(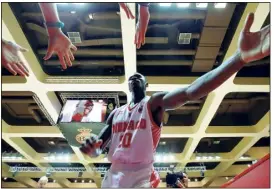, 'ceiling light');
196,156,201,160
188,179,191,182
48,141,55,145
160,141,166,145
70,11,76,14
73,3,85,5
74,180,77,183
202,156,208,159
82,180,84,183
53,180,56,183
177,3,190,8
159,3,171,7
64,154,70,160
208,156,213,160
89,180,92,183
163,155,168,162
214,3,227,9
225,177,229,180
216,156,221,159
4,177,7,180
195,178,198,182
252,160,258,164
248,164,251,167
196,3,208,8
